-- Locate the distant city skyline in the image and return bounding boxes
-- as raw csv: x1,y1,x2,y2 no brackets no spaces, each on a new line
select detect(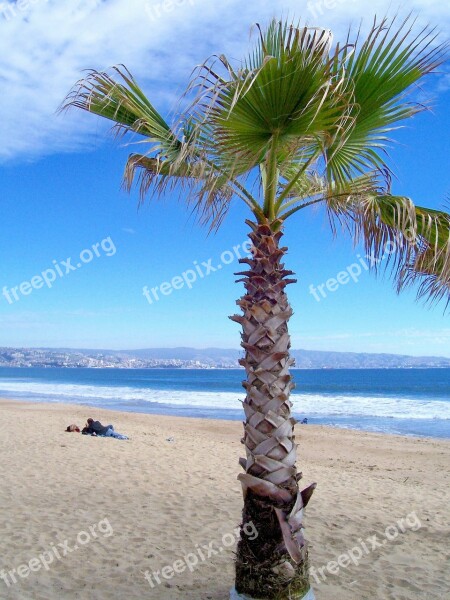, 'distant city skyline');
2,346,450,368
